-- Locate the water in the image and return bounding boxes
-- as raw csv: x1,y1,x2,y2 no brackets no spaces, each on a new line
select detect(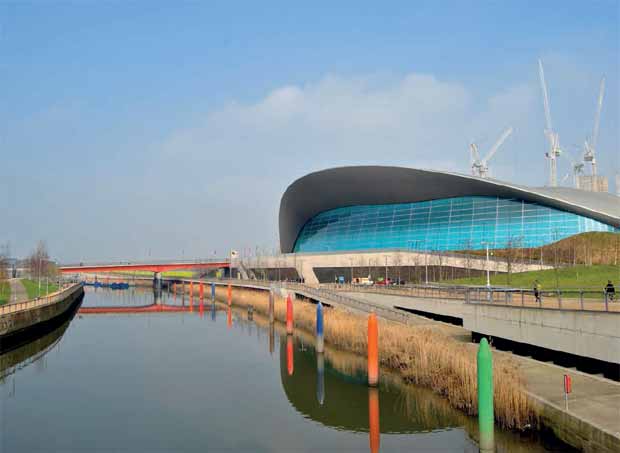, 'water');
1,287,569,452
